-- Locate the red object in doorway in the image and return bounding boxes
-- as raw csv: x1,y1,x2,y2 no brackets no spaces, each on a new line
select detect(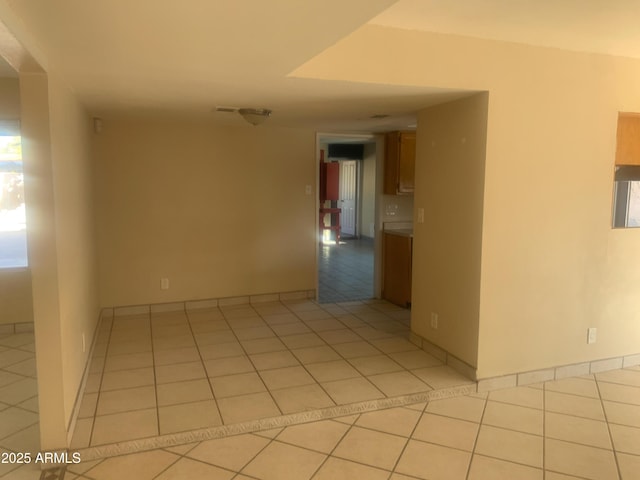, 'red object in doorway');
320,162,339,202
